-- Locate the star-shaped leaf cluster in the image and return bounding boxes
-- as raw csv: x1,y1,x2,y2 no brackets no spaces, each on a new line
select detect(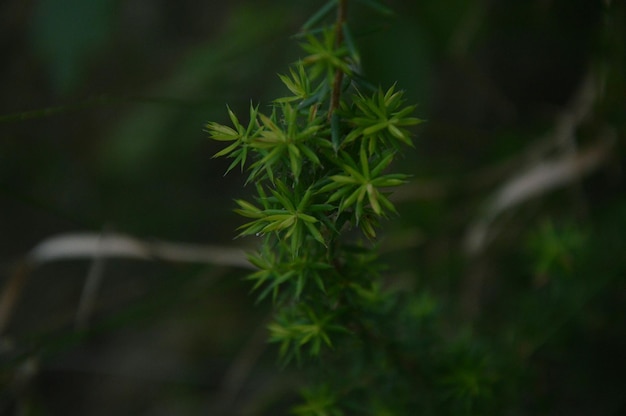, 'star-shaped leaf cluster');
319,147,408,224
301,27,352,82
275,61,320,104
206,104,262,174
250,103,331,183
291,384,342,416
268,305,347,364
344,85,422,155
234,180,332,255
247,245,331,303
